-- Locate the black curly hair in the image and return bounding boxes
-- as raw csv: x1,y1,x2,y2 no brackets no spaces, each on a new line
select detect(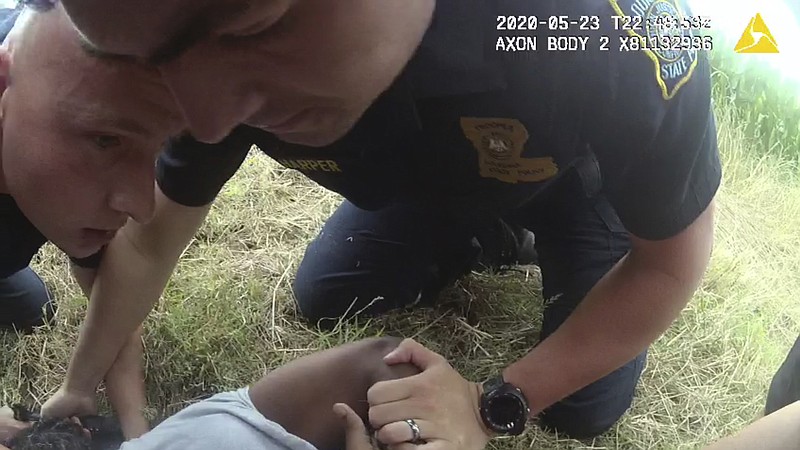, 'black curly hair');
6,418,91,450
4,406,125,450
